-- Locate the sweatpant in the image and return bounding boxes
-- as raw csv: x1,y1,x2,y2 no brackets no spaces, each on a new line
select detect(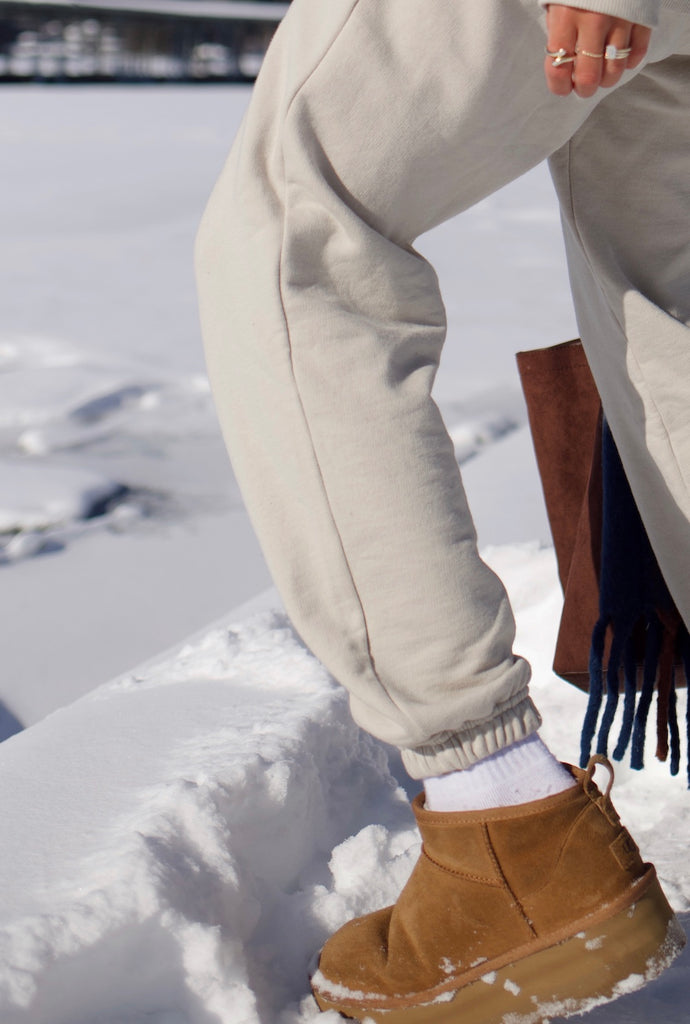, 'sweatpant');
195,0,690,778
